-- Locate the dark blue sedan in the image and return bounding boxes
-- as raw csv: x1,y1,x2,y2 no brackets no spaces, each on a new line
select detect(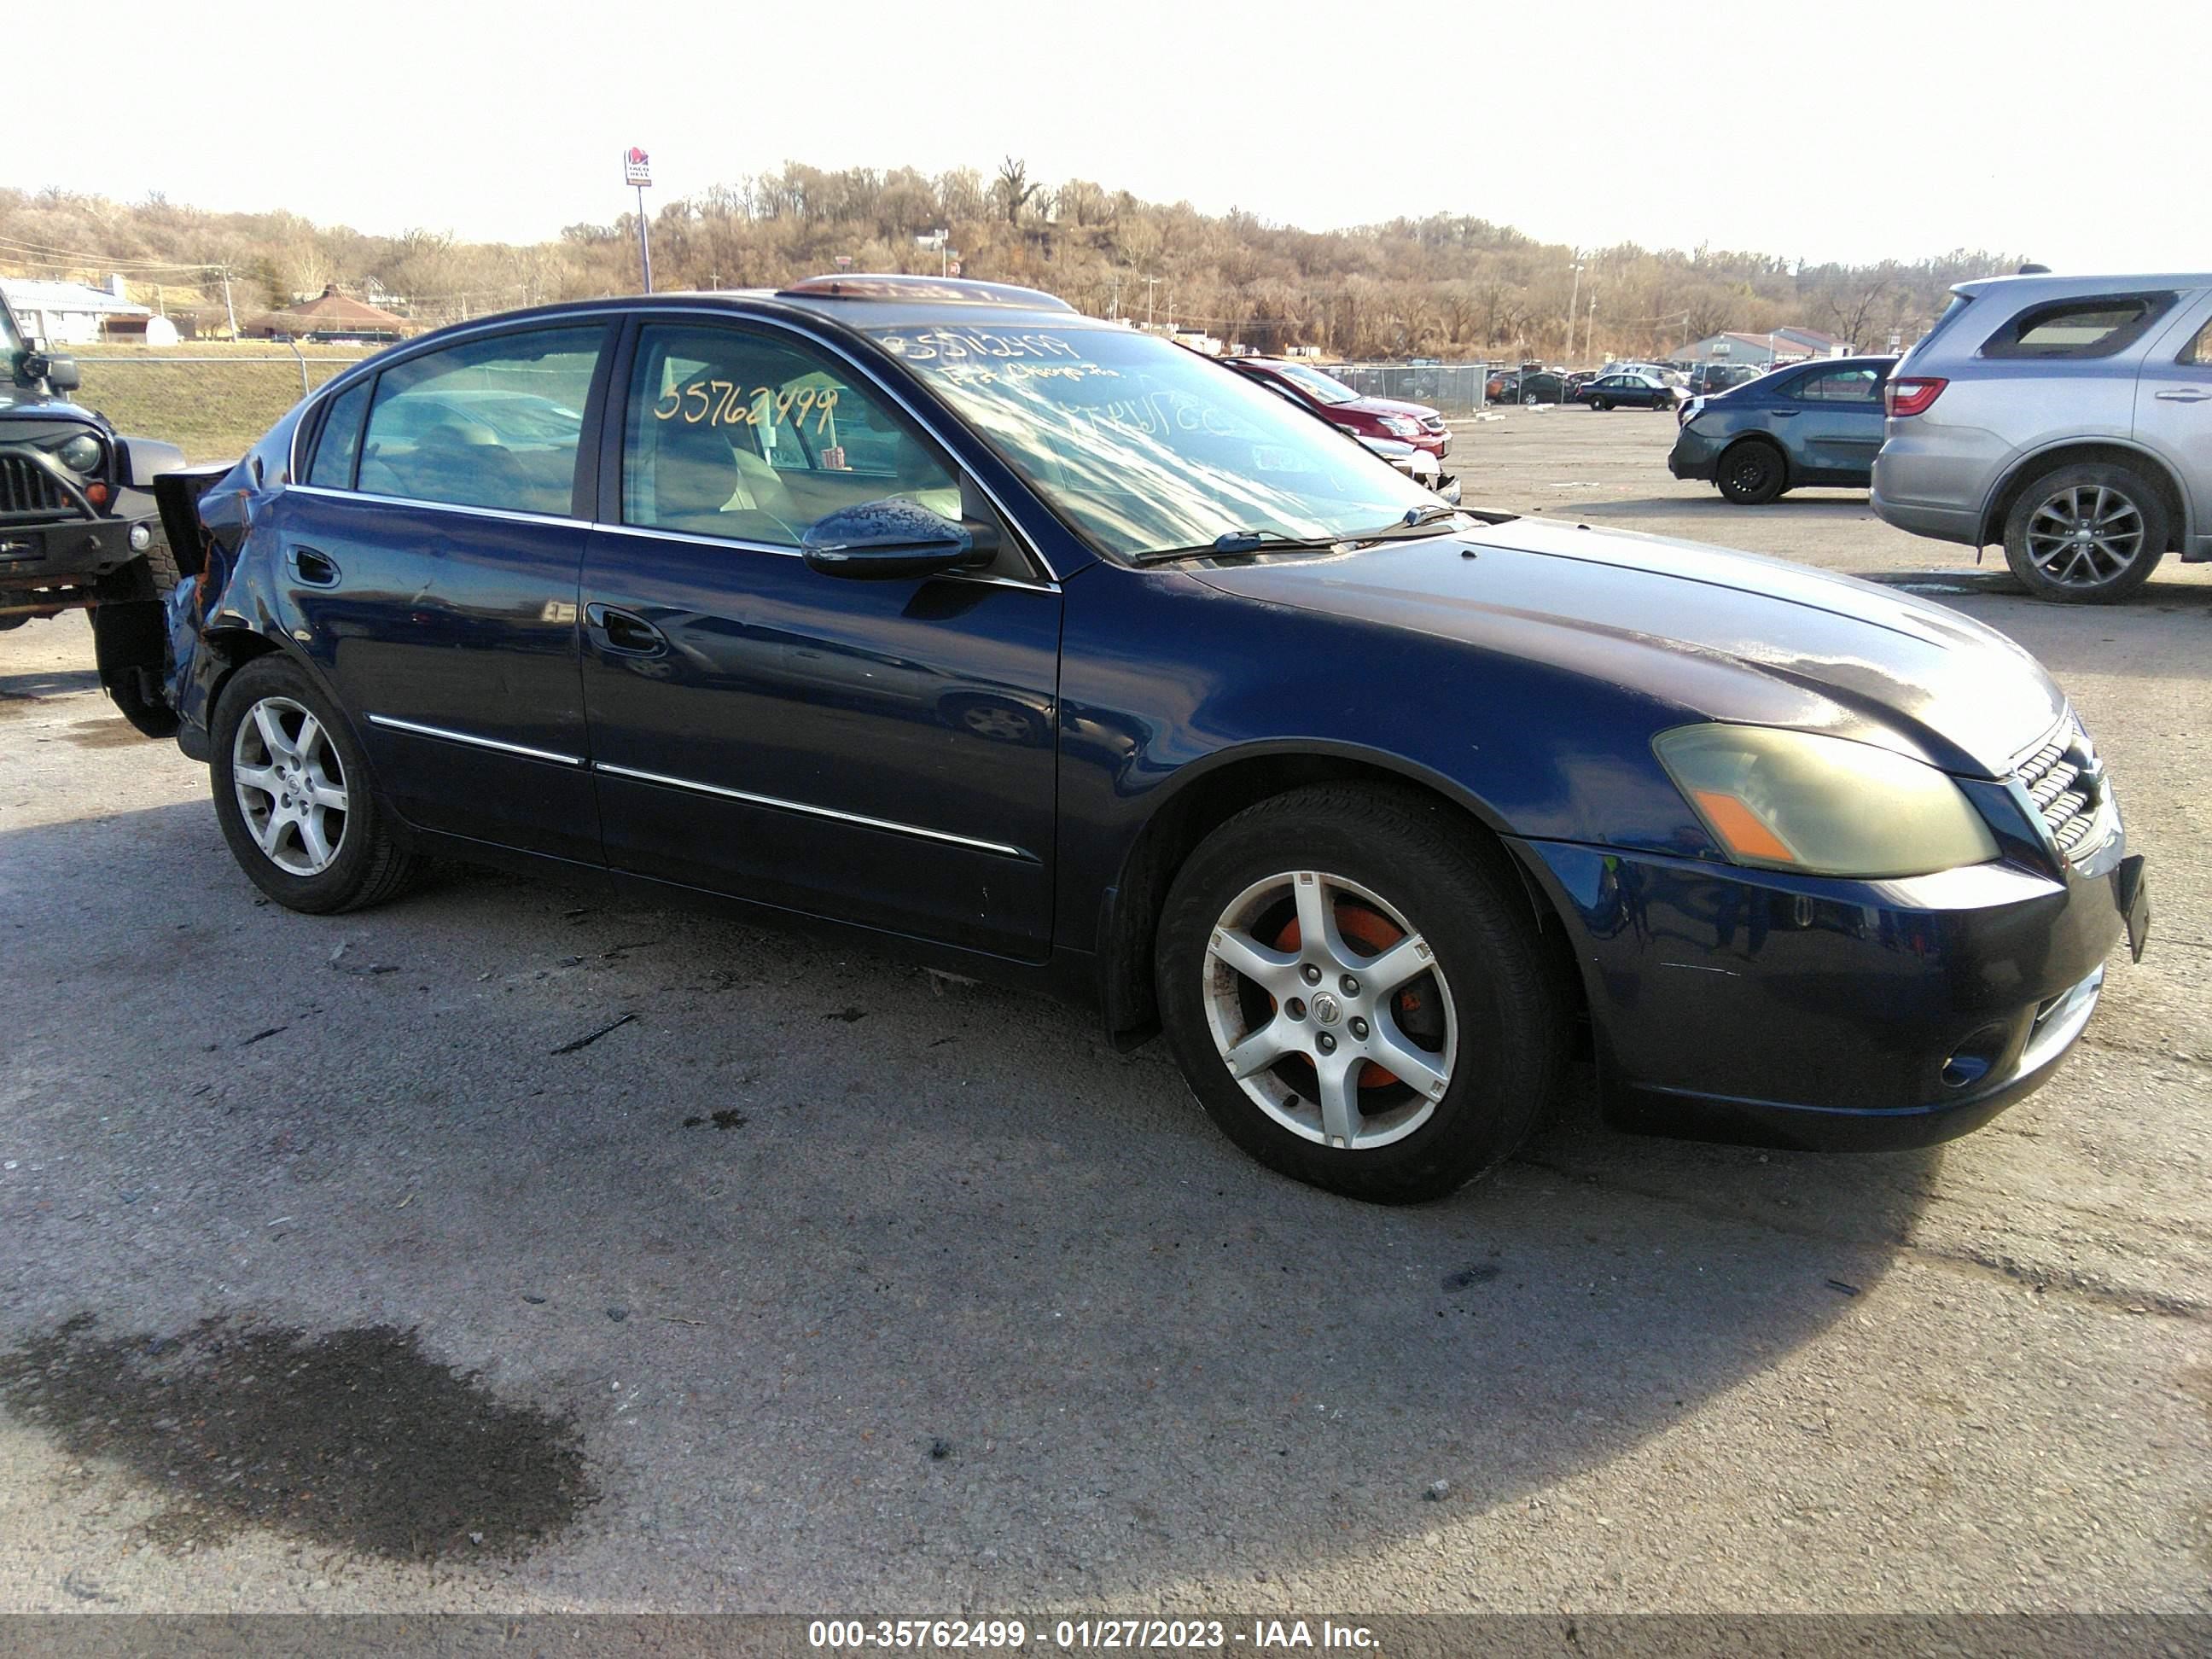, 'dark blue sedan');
127,278,2145,1204
1669,355,1899,504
